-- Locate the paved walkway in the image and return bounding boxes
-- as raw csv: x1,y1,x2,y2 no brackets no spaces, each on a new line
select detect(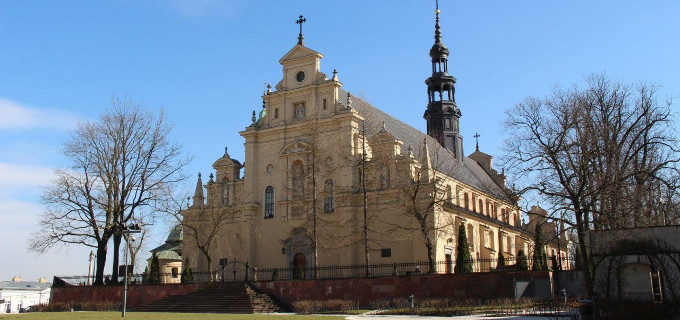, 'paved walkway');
345,315,573,320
